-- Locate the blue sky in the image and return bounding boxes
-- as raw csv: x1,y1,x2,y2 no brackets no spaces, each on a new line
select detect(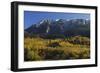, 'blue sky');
24,11,90,29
